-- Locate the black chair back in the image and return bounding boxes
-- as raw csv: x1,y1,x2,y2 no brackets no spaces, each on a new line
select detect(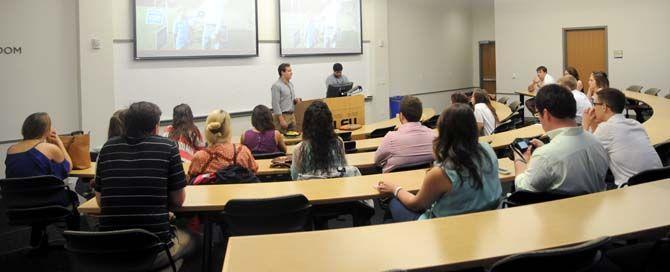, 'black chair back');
626,85,644,93
655,142,670,167
493,120,516,134
344,141,357,154
624,166,670,187
0,175,79,248
489,237,611,272
508,101,521,112
389,161,432,173
502,190,576,208
220,194,312,236
338,132,352,141
420,115,440,129
369,125,396,139
252,151,286,160
498,96,510,105
644,88,662,96
64,229,176,272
